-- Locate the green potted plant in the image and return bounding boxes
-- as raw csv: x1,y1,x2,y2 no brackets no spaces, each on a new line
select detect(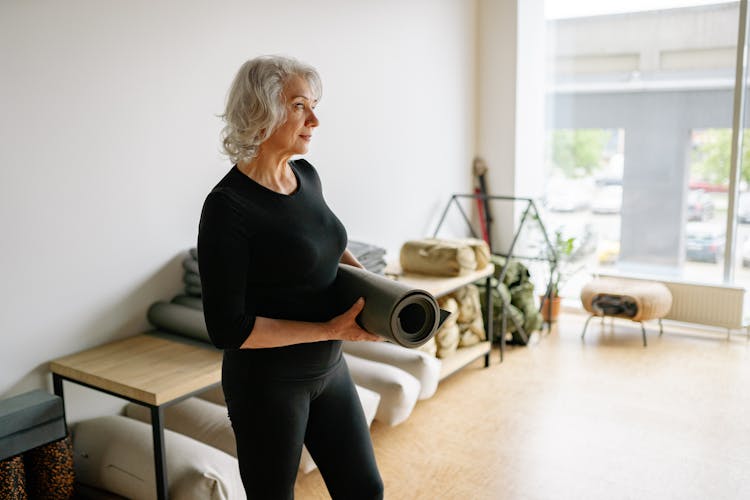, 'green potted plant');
540,230,577,322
